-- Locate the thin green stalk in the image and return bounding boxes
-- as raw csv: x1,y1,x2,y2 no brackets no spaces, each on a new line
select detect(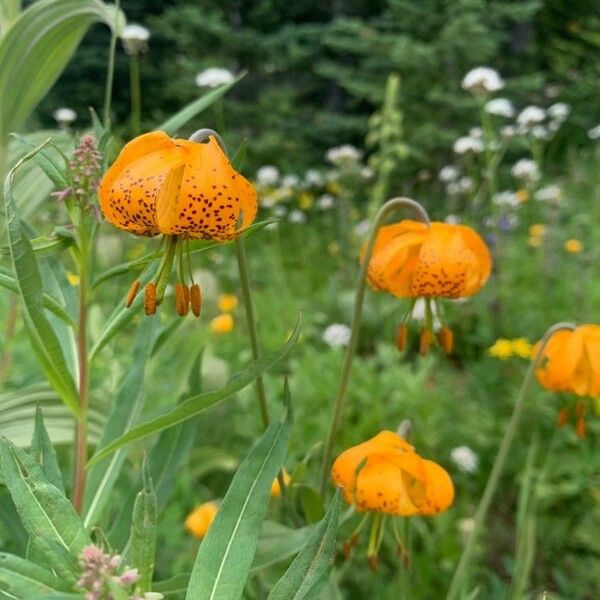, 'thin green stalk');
235,236,270,428
102,0,120,128
319,197,431,496
445,321,576,600
129,53,142,137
